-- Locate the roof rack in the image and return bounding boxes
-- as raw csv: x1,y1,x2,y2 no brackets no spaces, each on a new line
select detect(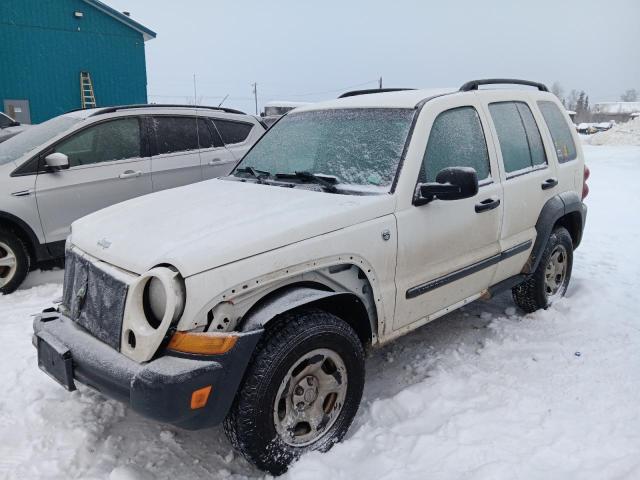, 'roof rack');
459,79,549,92
338,88,415,98
86,104,246,117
